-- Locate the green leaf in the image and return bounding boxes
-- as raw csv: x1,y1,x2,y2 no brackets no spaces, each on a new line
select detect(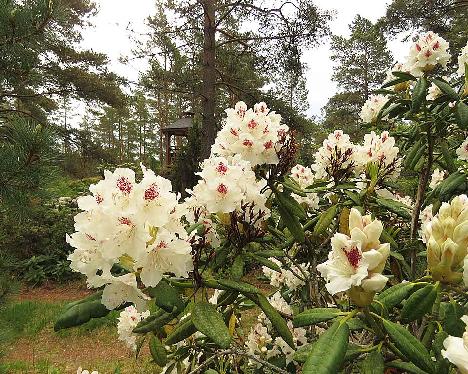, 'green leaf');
276,190,307,220
392,71,416,81
401,284,438,322
63,291,103,312
433,331,450,374
217,278,260,294
404,139,424,170
247,253,281,272
380,229,398,250
412,76,428,112
360,350,384,374
192,302,231,349
441,301,466,336
382,319,435,373
133,310,175,334
149,335,167,367
373,282,415,313
437,171,467,200
375,197,411,219
440,141,457,173
148,279,185,314
293,308,343,327
230,255,244,279
303,320,349,374
313,205,338,235
254,249,286,258
386,360,429,374
254,293,294,348
54,299,109,331
165,318,197,345
456,101,468,129
277,200,305,242
433,78,458,100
